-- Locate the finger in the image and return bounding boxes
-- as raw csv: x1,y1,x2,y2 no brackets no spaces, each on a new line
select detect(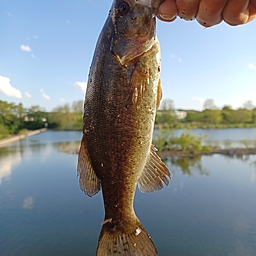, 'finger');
176,0,200,20
158,0,178,22
196,0,228,27
223,0,256,25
